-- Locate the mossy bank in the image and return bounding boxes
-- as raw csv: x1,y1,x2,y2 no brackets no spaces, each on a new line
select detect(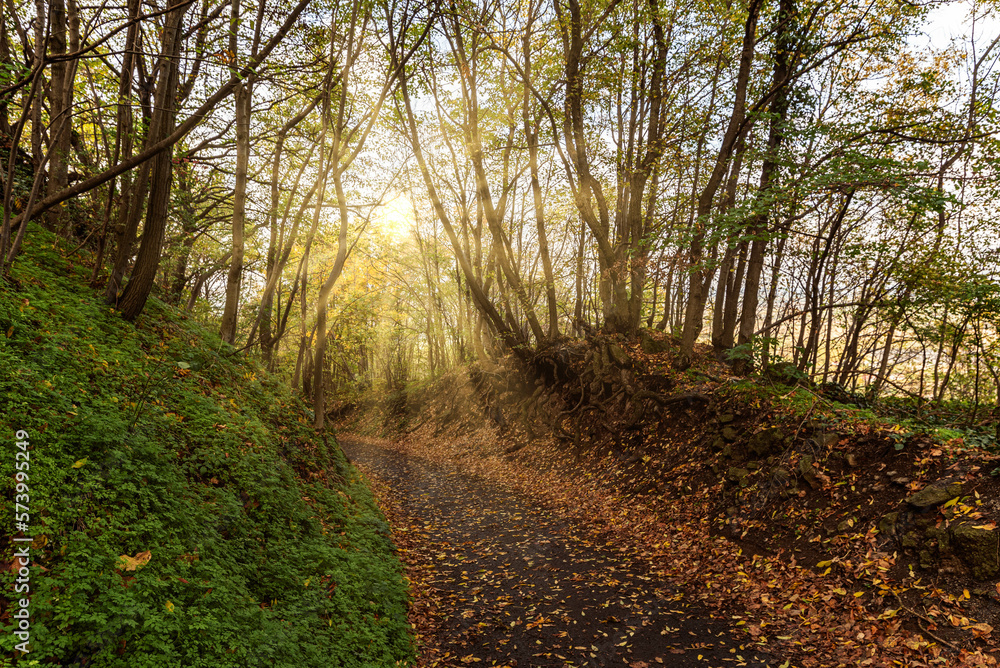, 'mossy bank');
0,225,414,667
